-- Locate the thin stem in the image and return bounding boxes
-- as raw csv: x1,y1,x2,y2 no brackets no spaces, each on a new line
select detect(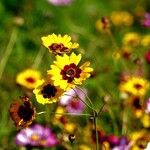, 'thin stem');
76,86,94,107
37,111,92,117
93,114,99,150
97,103,105,117
32,46,46,69
122,107,128,135
0,28,18,80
